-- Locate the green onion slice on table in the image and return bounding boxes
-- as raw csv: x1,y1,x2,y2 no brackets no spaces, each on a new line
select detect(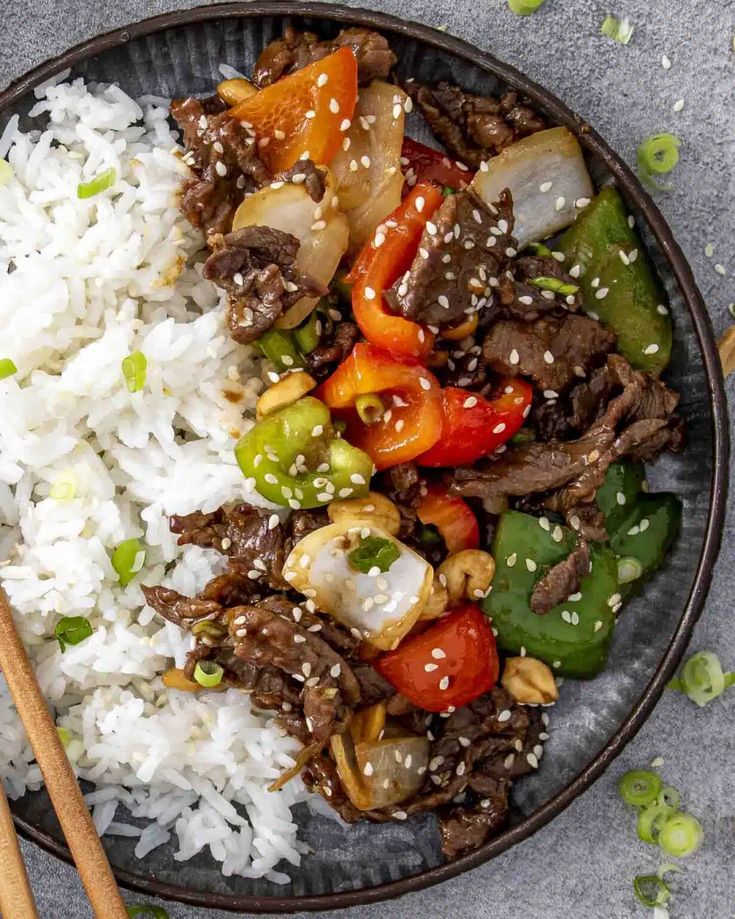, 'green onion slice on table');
77,166,116,199
636,802,676,843
126,906,169,918
193,660,224,688
348,536,401,574
508,0,547,16
111,538,146,586
122,350,147,393
618,769,662,807
658,812,704,857
637,134,681,191
600,15,635,45
54,616,93,653
668,650,735,706
633,874,671,908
